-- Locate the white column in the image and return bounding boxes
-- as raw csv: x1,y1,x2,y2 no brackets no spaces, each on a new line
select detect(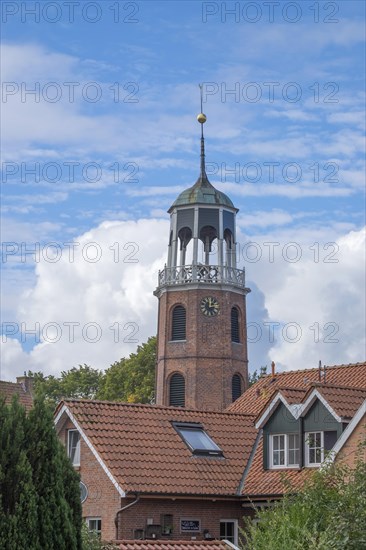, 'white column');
192,207,199,265
170,210,178,268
